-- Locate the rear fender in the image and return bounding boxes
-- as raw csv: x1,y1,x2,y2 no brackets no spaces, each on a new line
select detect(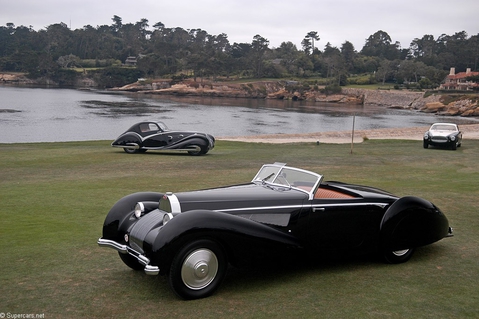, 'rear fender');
379,196,449,251
112,133,142,148
148,210,302,269
102,192,163,242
